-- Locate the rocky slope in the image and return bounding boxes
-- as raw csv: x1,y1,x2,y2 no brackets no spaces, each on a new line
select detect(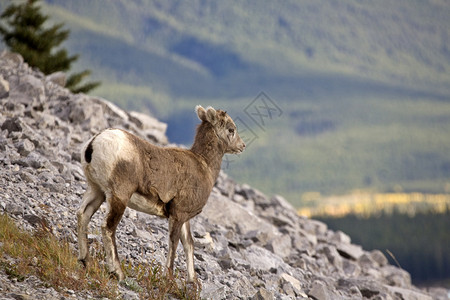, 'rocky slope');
0,51,447,300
